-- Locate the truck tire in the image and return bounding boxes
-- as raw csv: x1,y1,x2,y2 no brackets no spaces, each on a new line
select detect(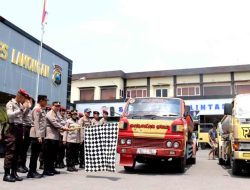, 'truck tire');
124,161,136,172
176,157,186,173
218,158,224,165
232,160,241,175
200,143,206,150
